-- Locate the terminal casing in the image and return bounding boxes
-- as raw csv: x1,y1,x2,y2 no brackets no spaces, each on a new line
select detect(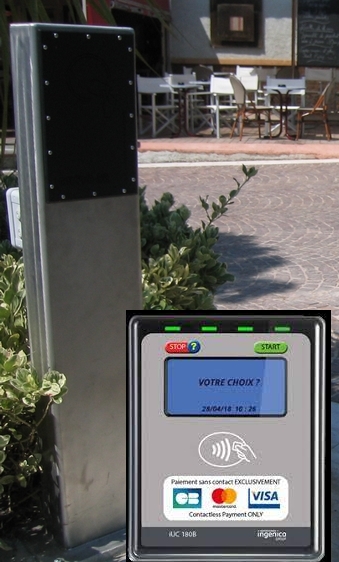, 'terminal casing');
128,315,326,562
